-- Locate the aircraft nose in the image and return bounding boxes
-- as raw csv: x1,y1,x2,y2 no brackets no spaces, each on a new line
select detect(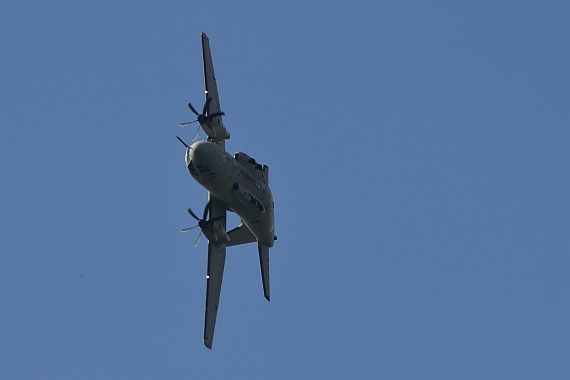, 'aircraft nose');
189,140,212,163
